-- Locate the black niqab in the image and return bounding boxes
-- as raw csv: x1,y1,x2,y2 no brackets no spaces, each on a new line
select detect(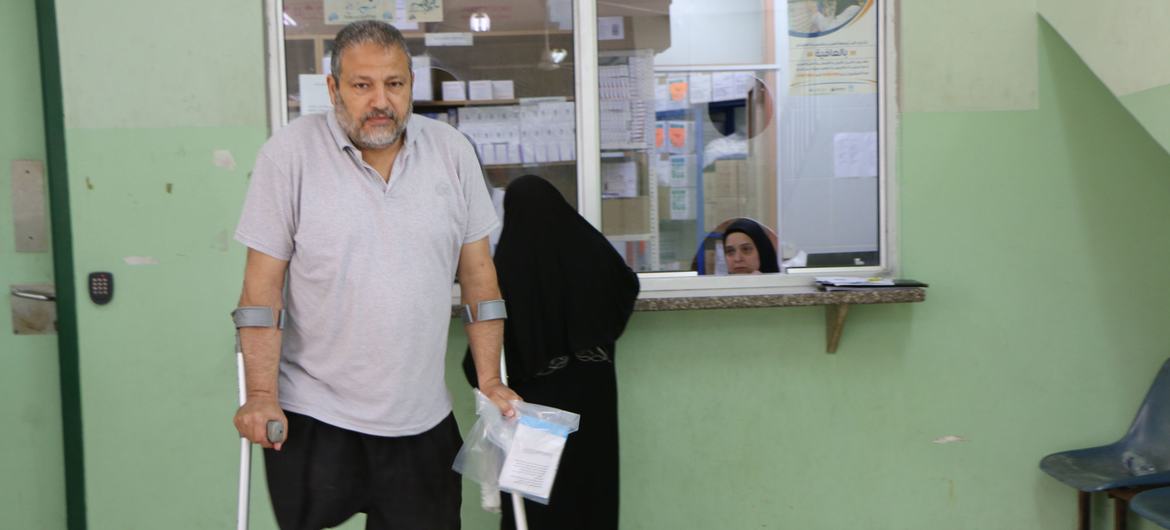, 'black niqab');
471,175,640,384
723,218,780,273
